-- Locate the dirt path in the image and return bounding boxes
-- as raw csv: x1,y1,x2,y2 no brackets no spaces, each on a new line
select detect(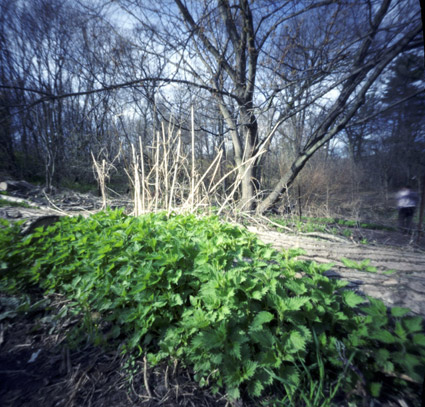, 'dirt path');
248,226,425,317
